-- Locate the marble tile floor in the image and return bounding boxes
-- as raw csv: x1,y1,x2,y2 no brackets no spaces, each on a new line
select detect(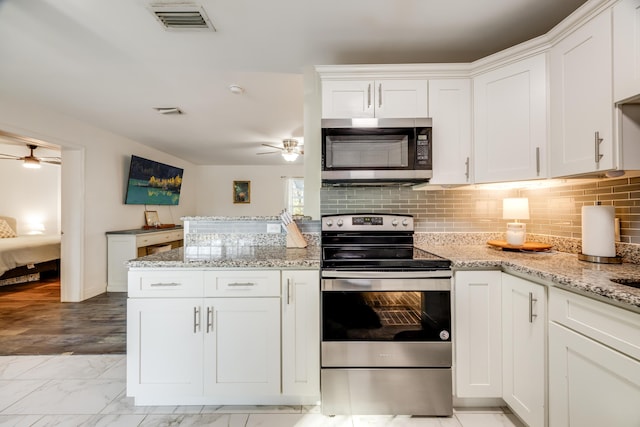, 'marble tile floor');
0,355,525,427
